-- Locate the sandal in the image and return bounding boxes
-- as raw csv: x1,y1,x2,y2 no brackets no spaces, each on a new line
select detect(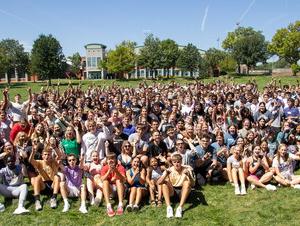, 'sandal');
151,200,156,207
157,200,162,207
